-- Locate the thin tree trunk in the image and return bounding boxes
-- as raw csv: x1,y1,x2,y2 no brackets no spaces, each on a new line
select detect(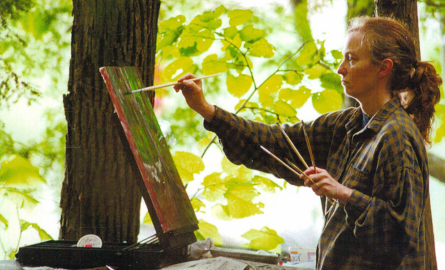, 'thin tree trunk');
60,0,160,243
